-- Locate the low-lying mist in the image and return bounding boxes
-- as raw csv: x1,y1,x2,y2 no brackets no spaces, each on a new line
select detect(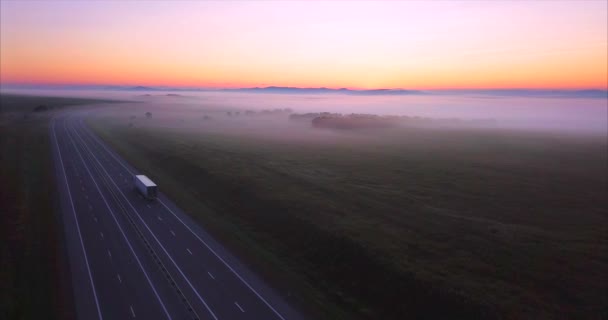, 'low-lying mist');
4,88,607,135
